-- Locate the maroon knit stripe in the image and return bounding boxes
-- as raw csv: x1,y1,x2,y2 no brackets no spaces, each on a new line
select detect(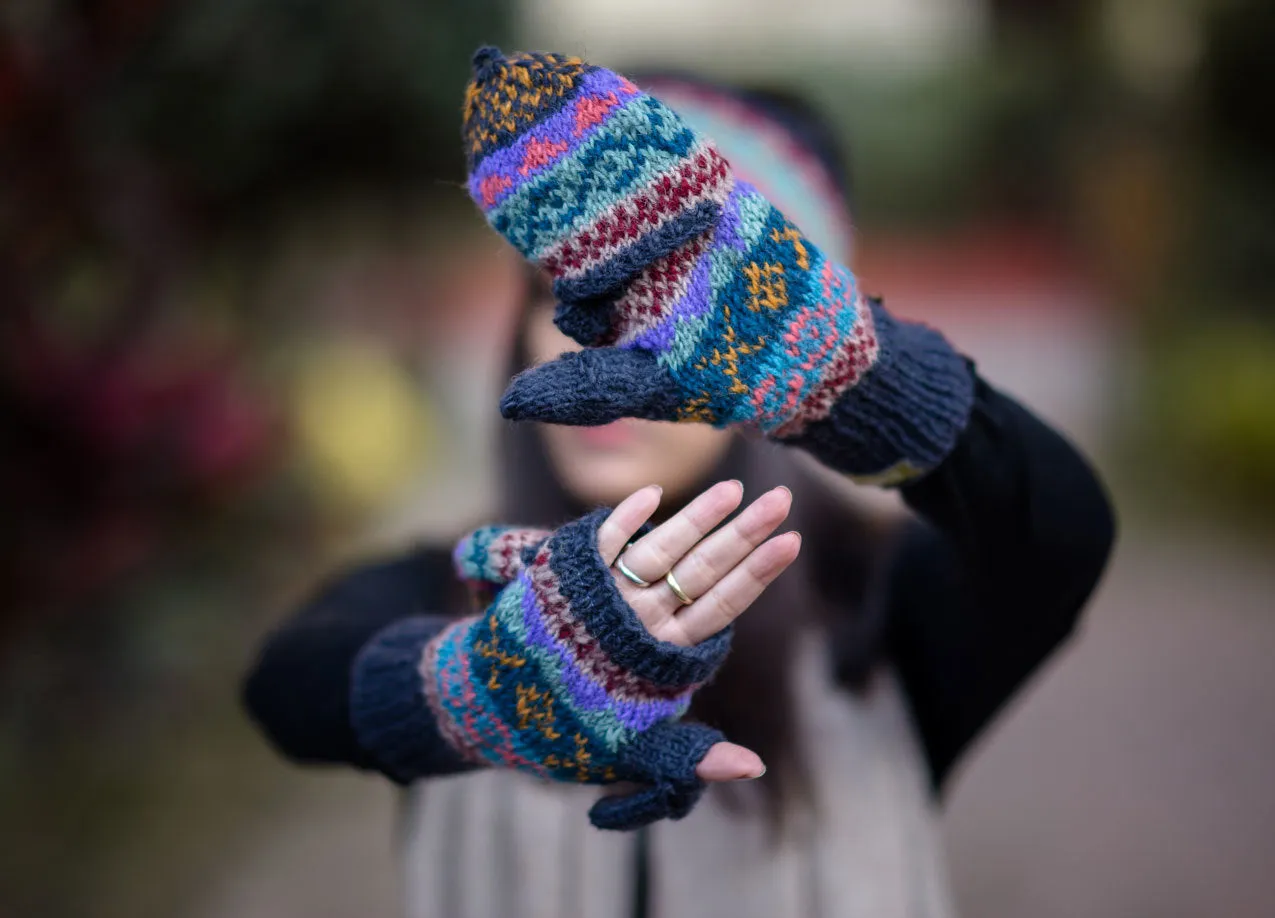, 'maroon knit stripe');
526,547,692,703
541,146,729,277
